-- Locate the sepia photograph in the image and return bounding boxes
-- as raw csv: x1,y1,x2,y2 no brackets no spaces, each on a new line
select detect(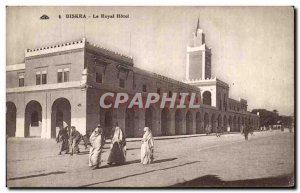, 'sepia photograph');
5,6,294,188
